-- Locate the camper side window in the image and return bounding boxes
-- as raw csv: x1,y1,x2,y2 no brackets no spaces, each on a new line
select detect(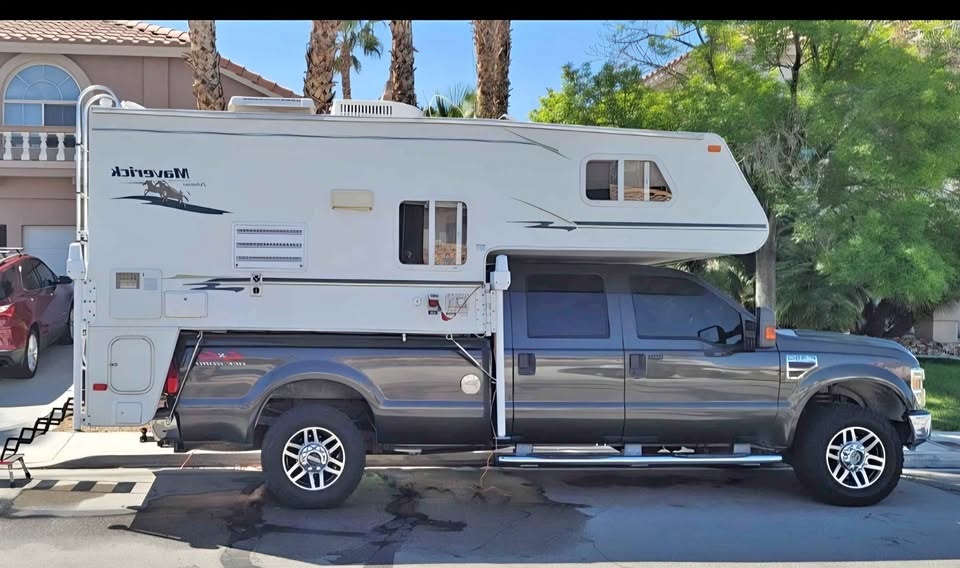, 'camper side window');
399,200,468,266
585,159,672,203
585,160,618,200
